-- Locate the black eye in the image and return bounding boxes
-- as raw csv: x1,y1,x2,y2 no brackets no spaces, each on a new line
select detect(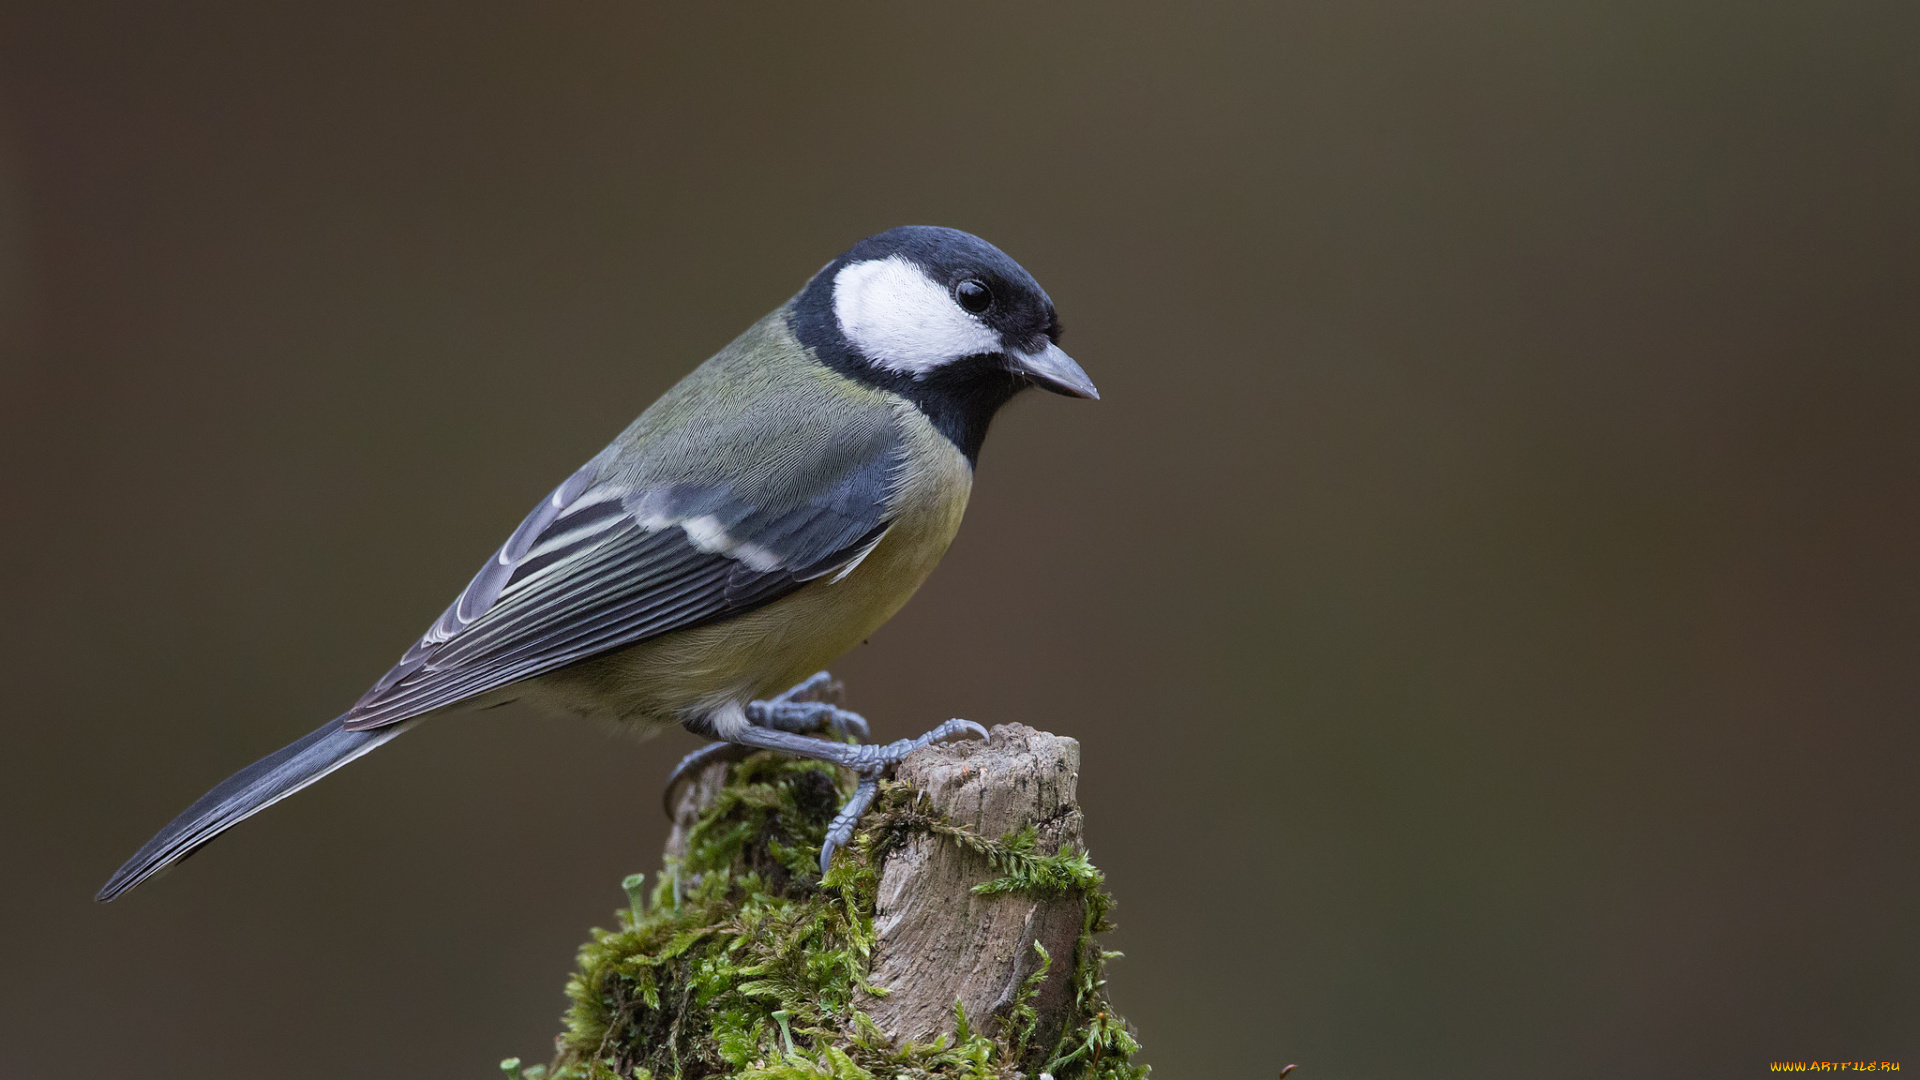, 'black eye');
954,278,993,314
